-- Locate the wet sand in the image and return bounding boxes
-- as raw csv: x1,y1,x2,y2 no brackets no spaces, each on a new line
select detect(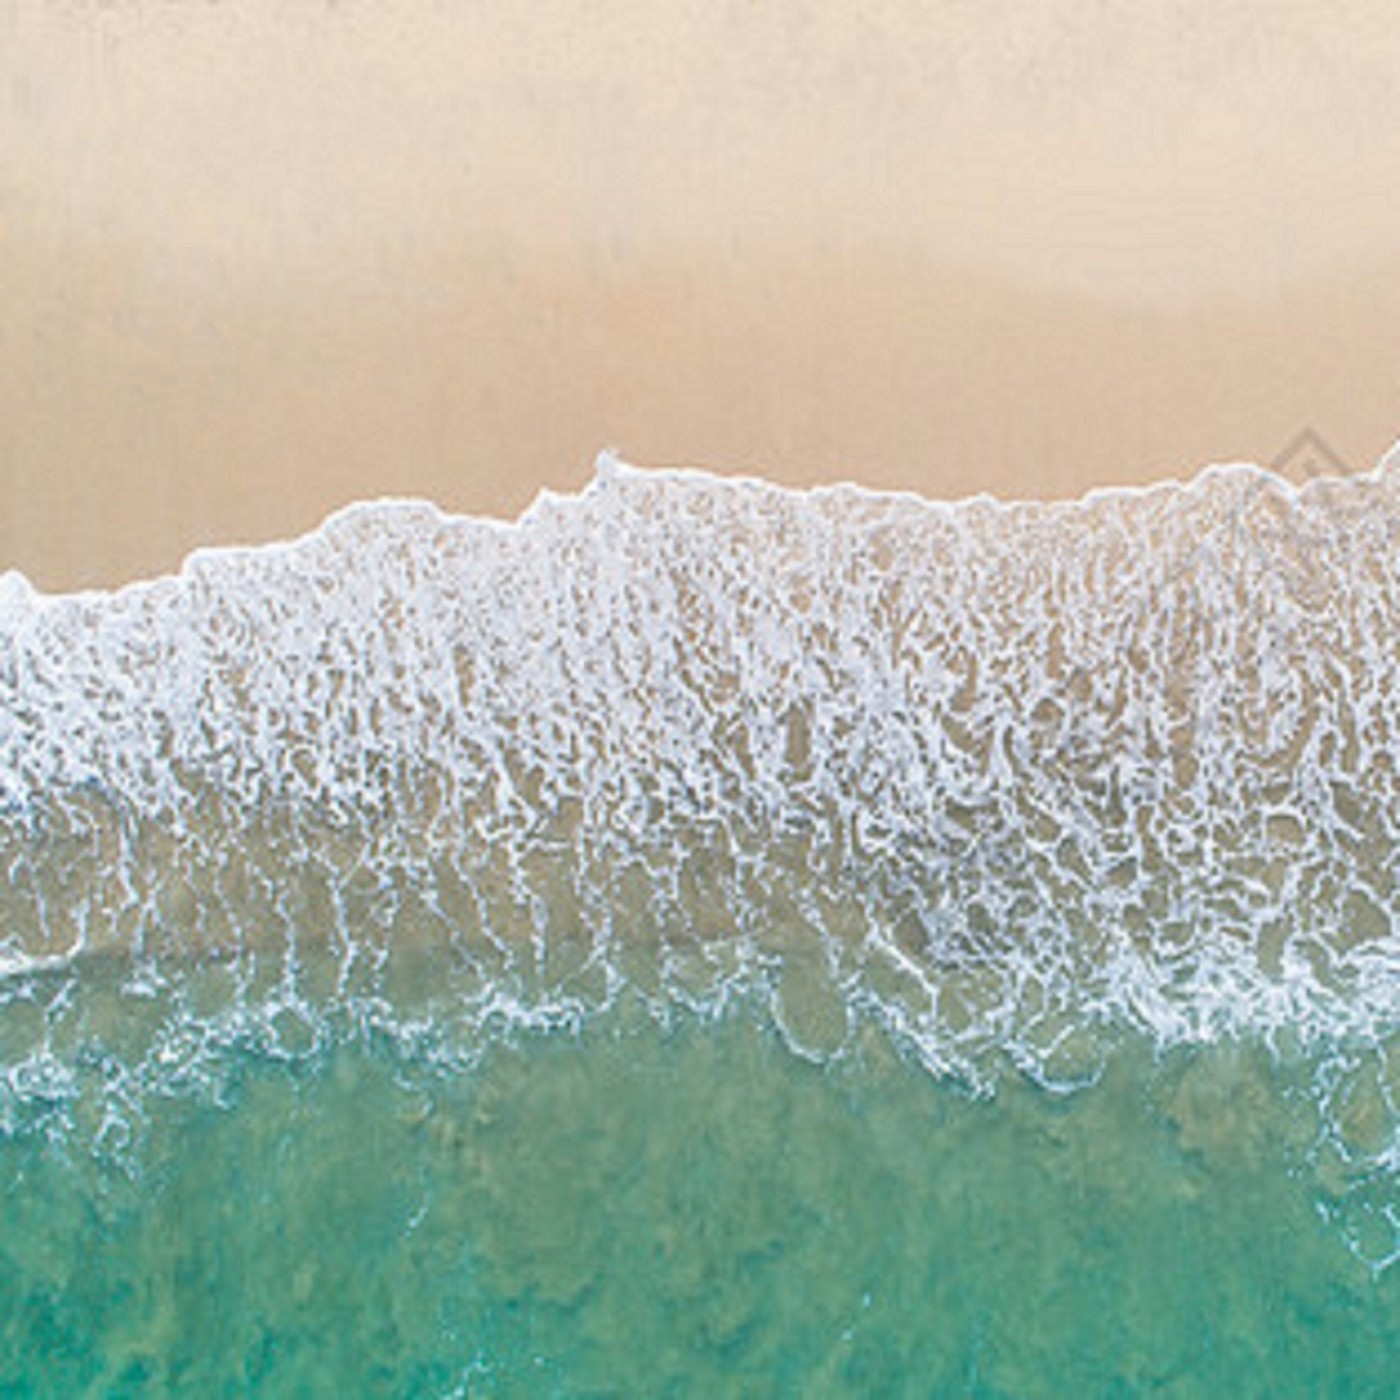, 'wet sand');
4,1,1400,589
